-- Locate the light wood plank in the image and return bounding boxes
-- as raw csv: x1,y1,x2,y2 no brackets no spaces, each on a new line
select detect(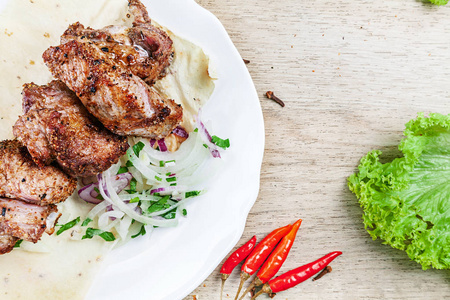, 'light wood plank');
186,1,450,299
